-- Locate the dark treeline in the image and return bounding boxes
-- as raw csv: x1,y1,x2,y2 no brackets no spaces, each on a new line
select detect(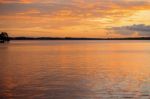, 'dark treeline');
1,32,150,42
9,37,150,40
